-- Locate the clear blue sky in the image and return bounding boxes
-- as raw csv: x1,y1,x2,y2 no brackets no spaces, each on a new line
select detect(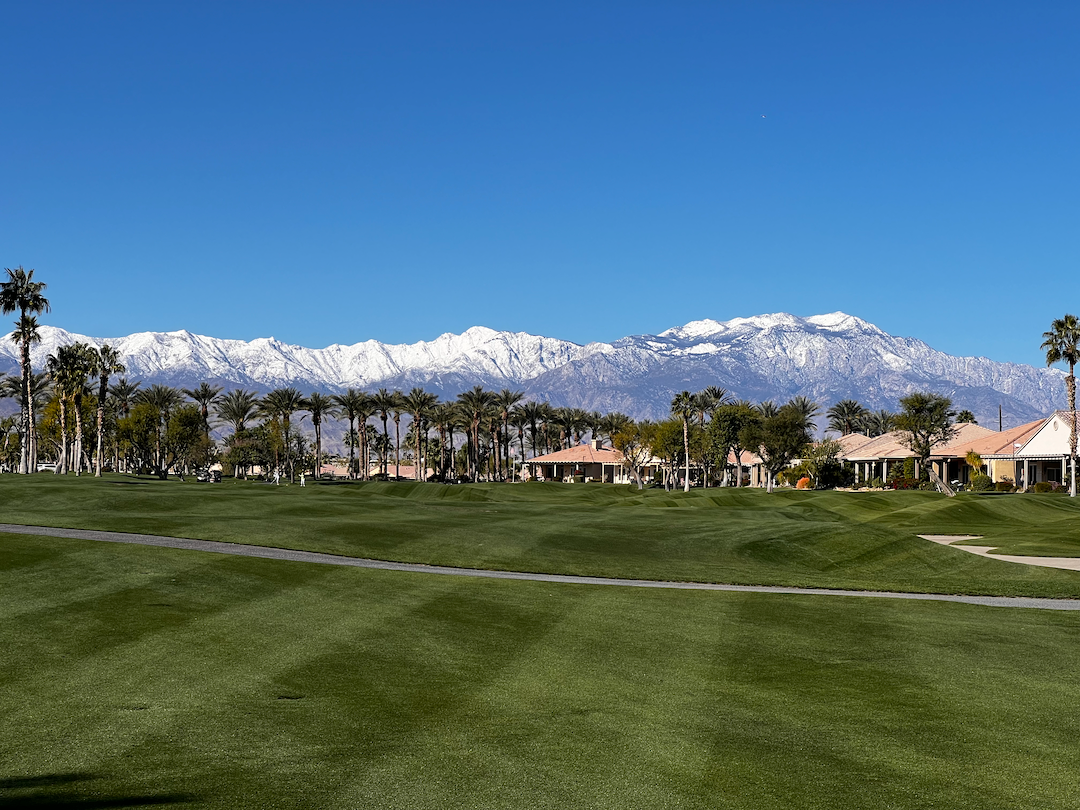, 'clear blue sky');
2,1,1077,366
